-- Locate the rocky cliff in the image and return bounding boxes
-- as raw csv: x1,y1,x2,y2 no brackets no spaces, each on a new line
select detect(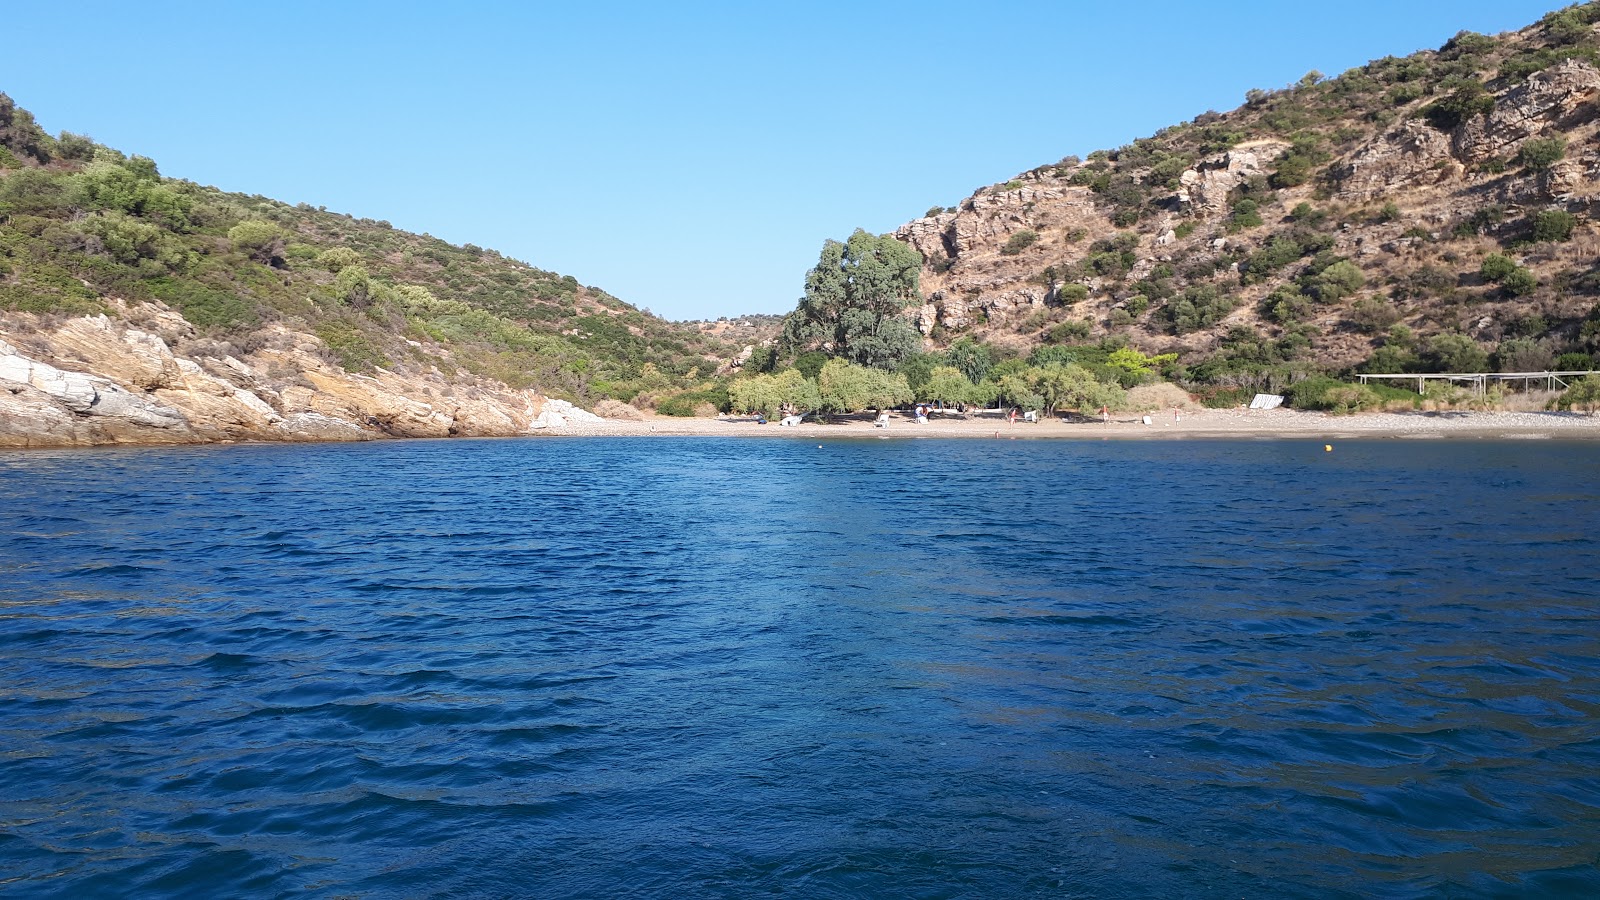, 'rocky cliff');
890,7,1600,383
0,301,603,448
